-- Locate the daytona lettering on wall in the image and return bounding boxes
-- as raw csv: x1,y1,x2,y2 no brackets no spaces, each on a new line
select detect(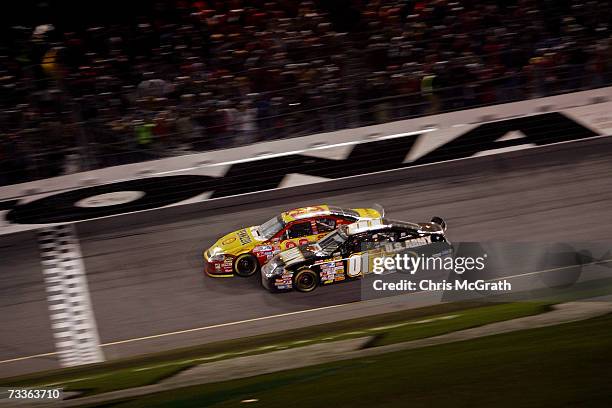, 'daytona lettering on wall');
2,112,600,225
